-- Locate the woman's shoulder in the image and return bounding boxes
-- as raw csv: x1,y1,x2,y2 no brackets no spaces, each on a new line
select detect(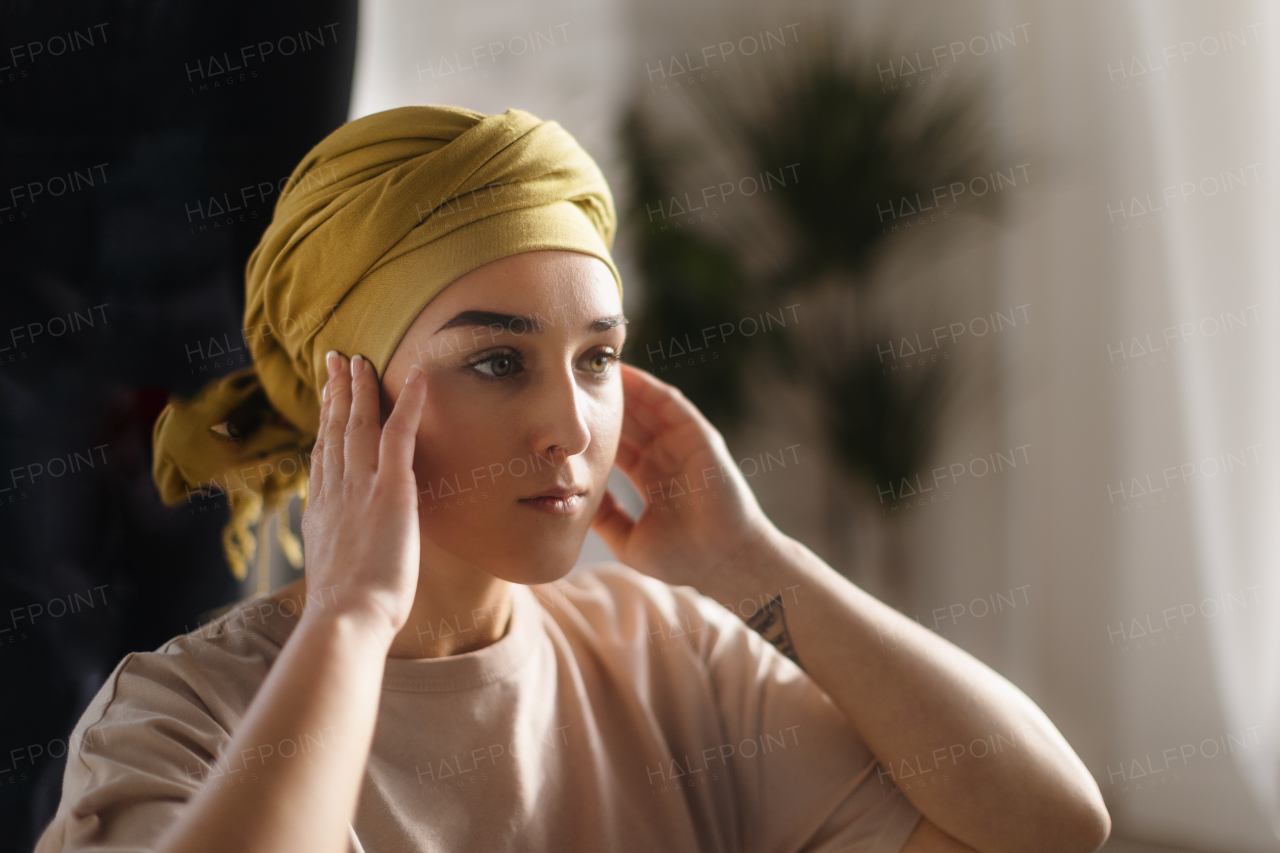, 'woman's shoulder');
79,593,293,741
36,595,289,853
